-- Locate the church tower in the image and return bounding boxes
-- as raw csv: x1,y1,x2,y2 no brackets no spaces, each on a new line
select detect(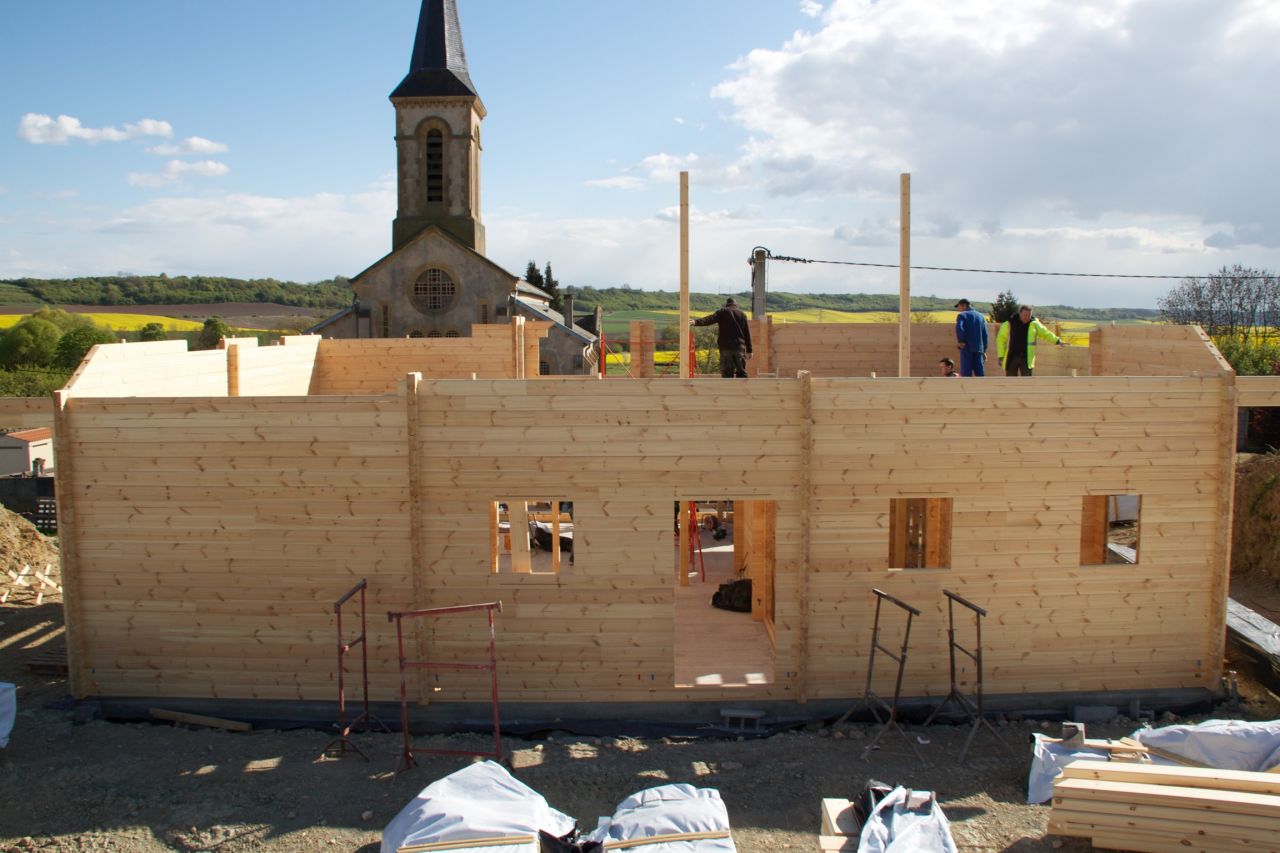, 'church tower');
390,0,486,253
